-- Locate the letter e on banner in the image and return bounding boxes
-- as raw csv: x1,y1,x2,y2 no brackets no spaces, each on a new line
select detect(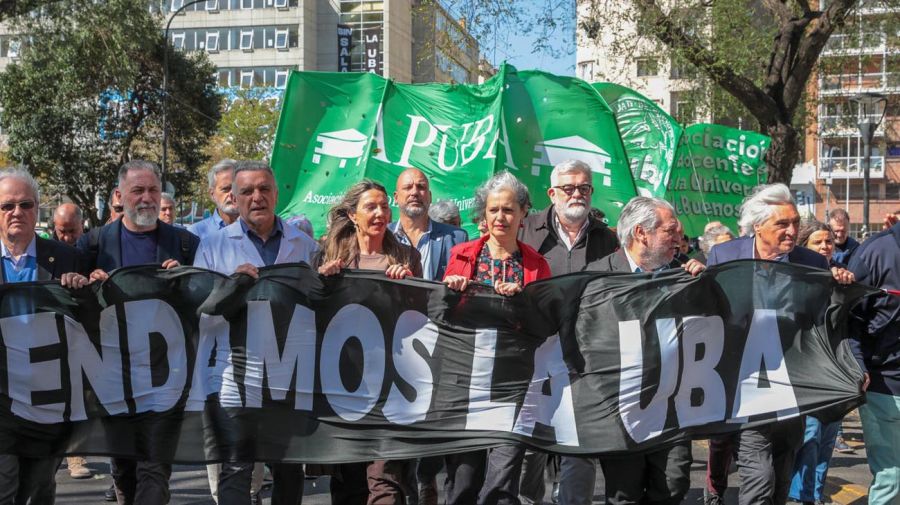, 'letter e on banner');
1,313,65,423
